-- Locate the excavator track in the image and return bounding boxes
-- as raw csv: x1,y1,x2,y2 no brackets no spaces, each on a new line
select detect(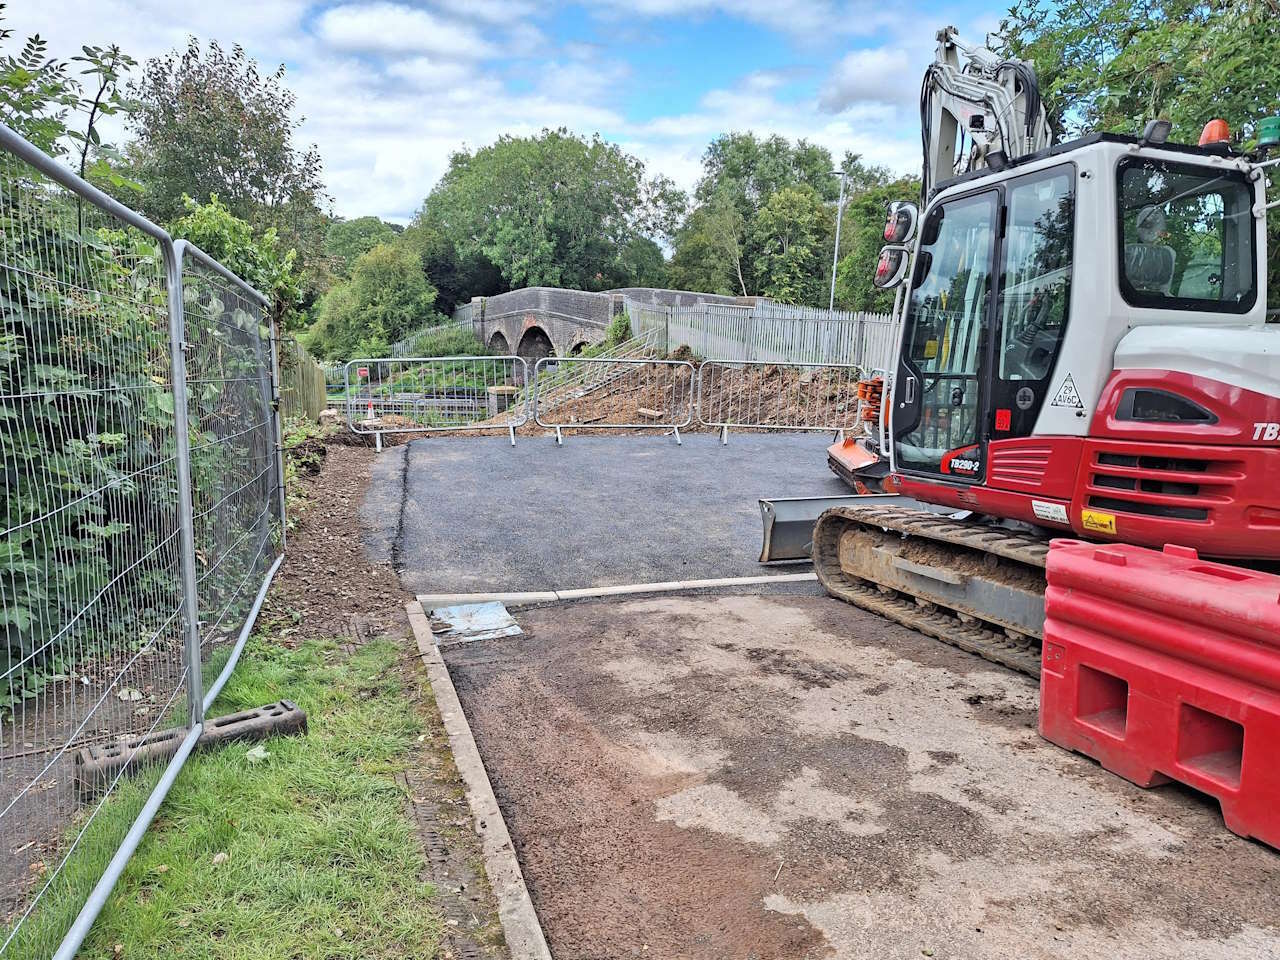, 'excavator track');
813,504,1051,679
